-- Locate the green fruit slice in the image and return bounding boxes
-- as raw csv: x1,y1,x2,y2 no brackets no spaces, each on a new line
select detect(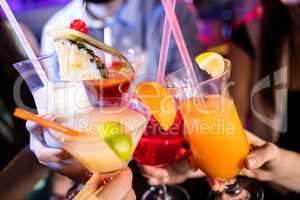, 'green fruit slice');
99,122,133,162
